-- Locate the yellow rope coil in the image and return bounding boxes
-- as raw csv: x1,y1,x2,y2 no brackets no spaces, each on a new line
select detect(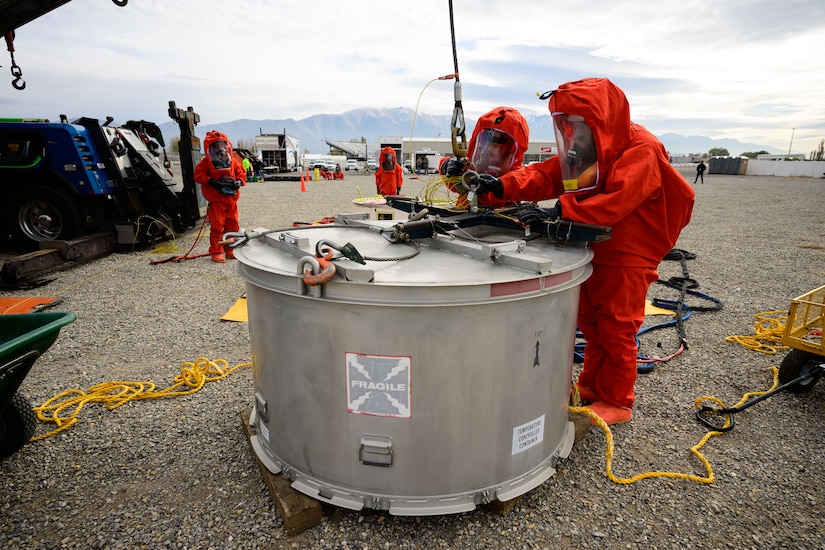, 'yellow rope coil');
31,357,251,441
421,175,464,210
725,310,789,354
575,366,779,486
